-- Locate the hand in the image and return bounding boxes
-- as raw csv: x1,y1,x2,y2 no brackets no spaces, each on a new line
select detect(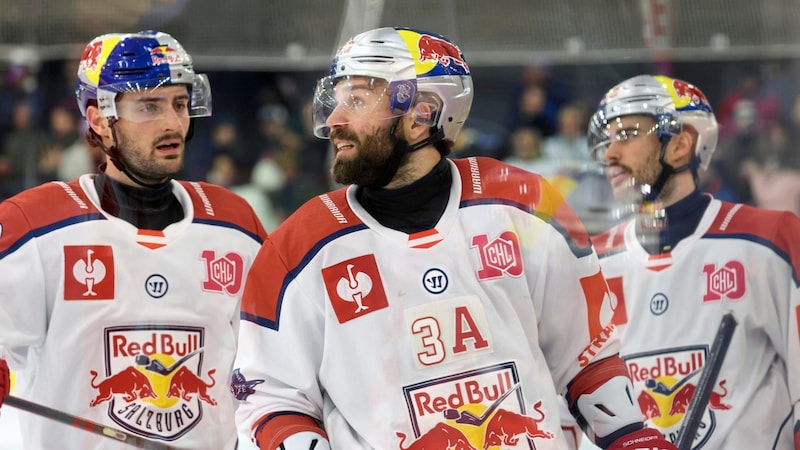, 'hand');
0,359,9,408
607,427,676,450
277,431,330,450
